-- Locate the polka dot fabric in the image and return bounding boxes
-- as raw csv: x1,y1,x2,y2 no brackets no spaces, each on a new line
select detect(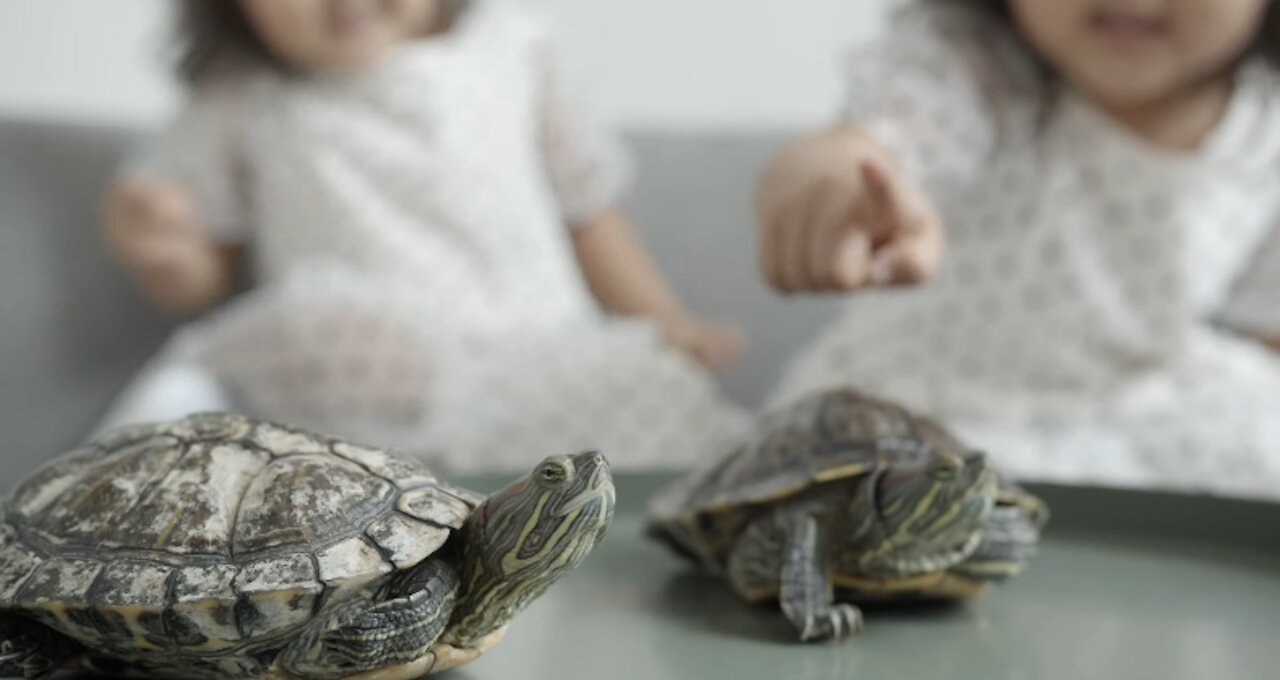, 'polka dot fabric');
132,3,748,472
773,7,1280,500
